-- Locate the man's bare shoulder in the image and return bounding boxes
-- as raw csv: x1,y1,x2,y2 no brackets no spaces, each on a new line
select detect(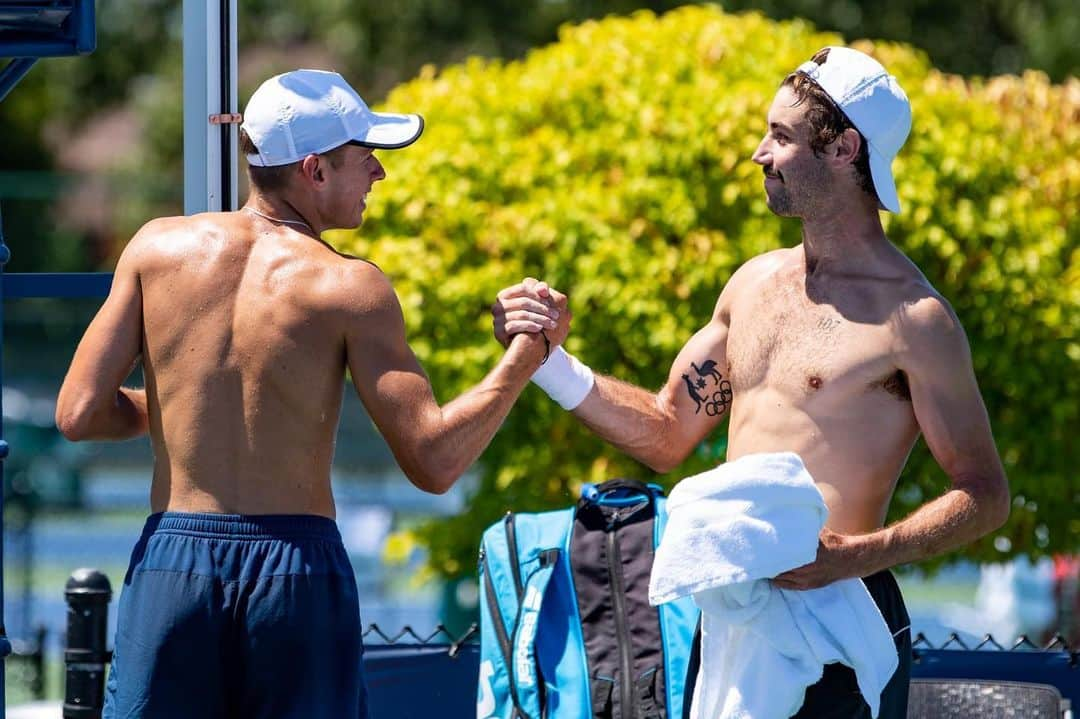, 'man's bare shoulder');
894,283,968,361
322,252,400,317
122,213,229,263
326,256,412,351
713,248,793,314
900,290,962,333
137,212,229,237
109,215,196,273
124,215,185,249
731,247,793,285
